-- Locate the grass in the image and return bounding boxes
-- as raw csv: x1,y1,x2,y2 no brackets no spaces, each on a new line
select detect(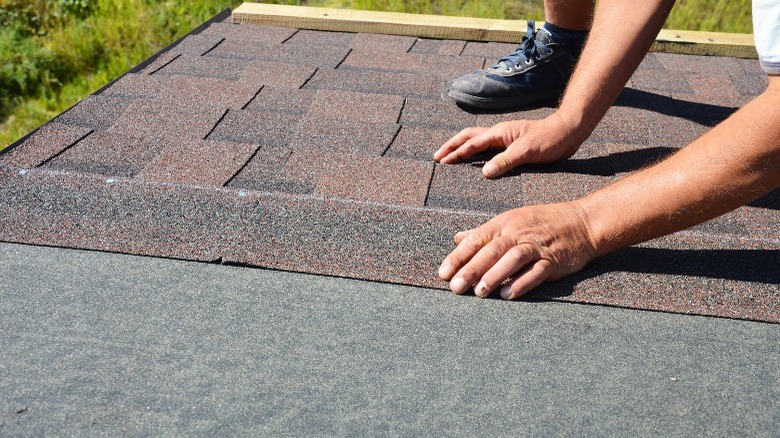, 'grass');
0,0,241,148
0,0,753,149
